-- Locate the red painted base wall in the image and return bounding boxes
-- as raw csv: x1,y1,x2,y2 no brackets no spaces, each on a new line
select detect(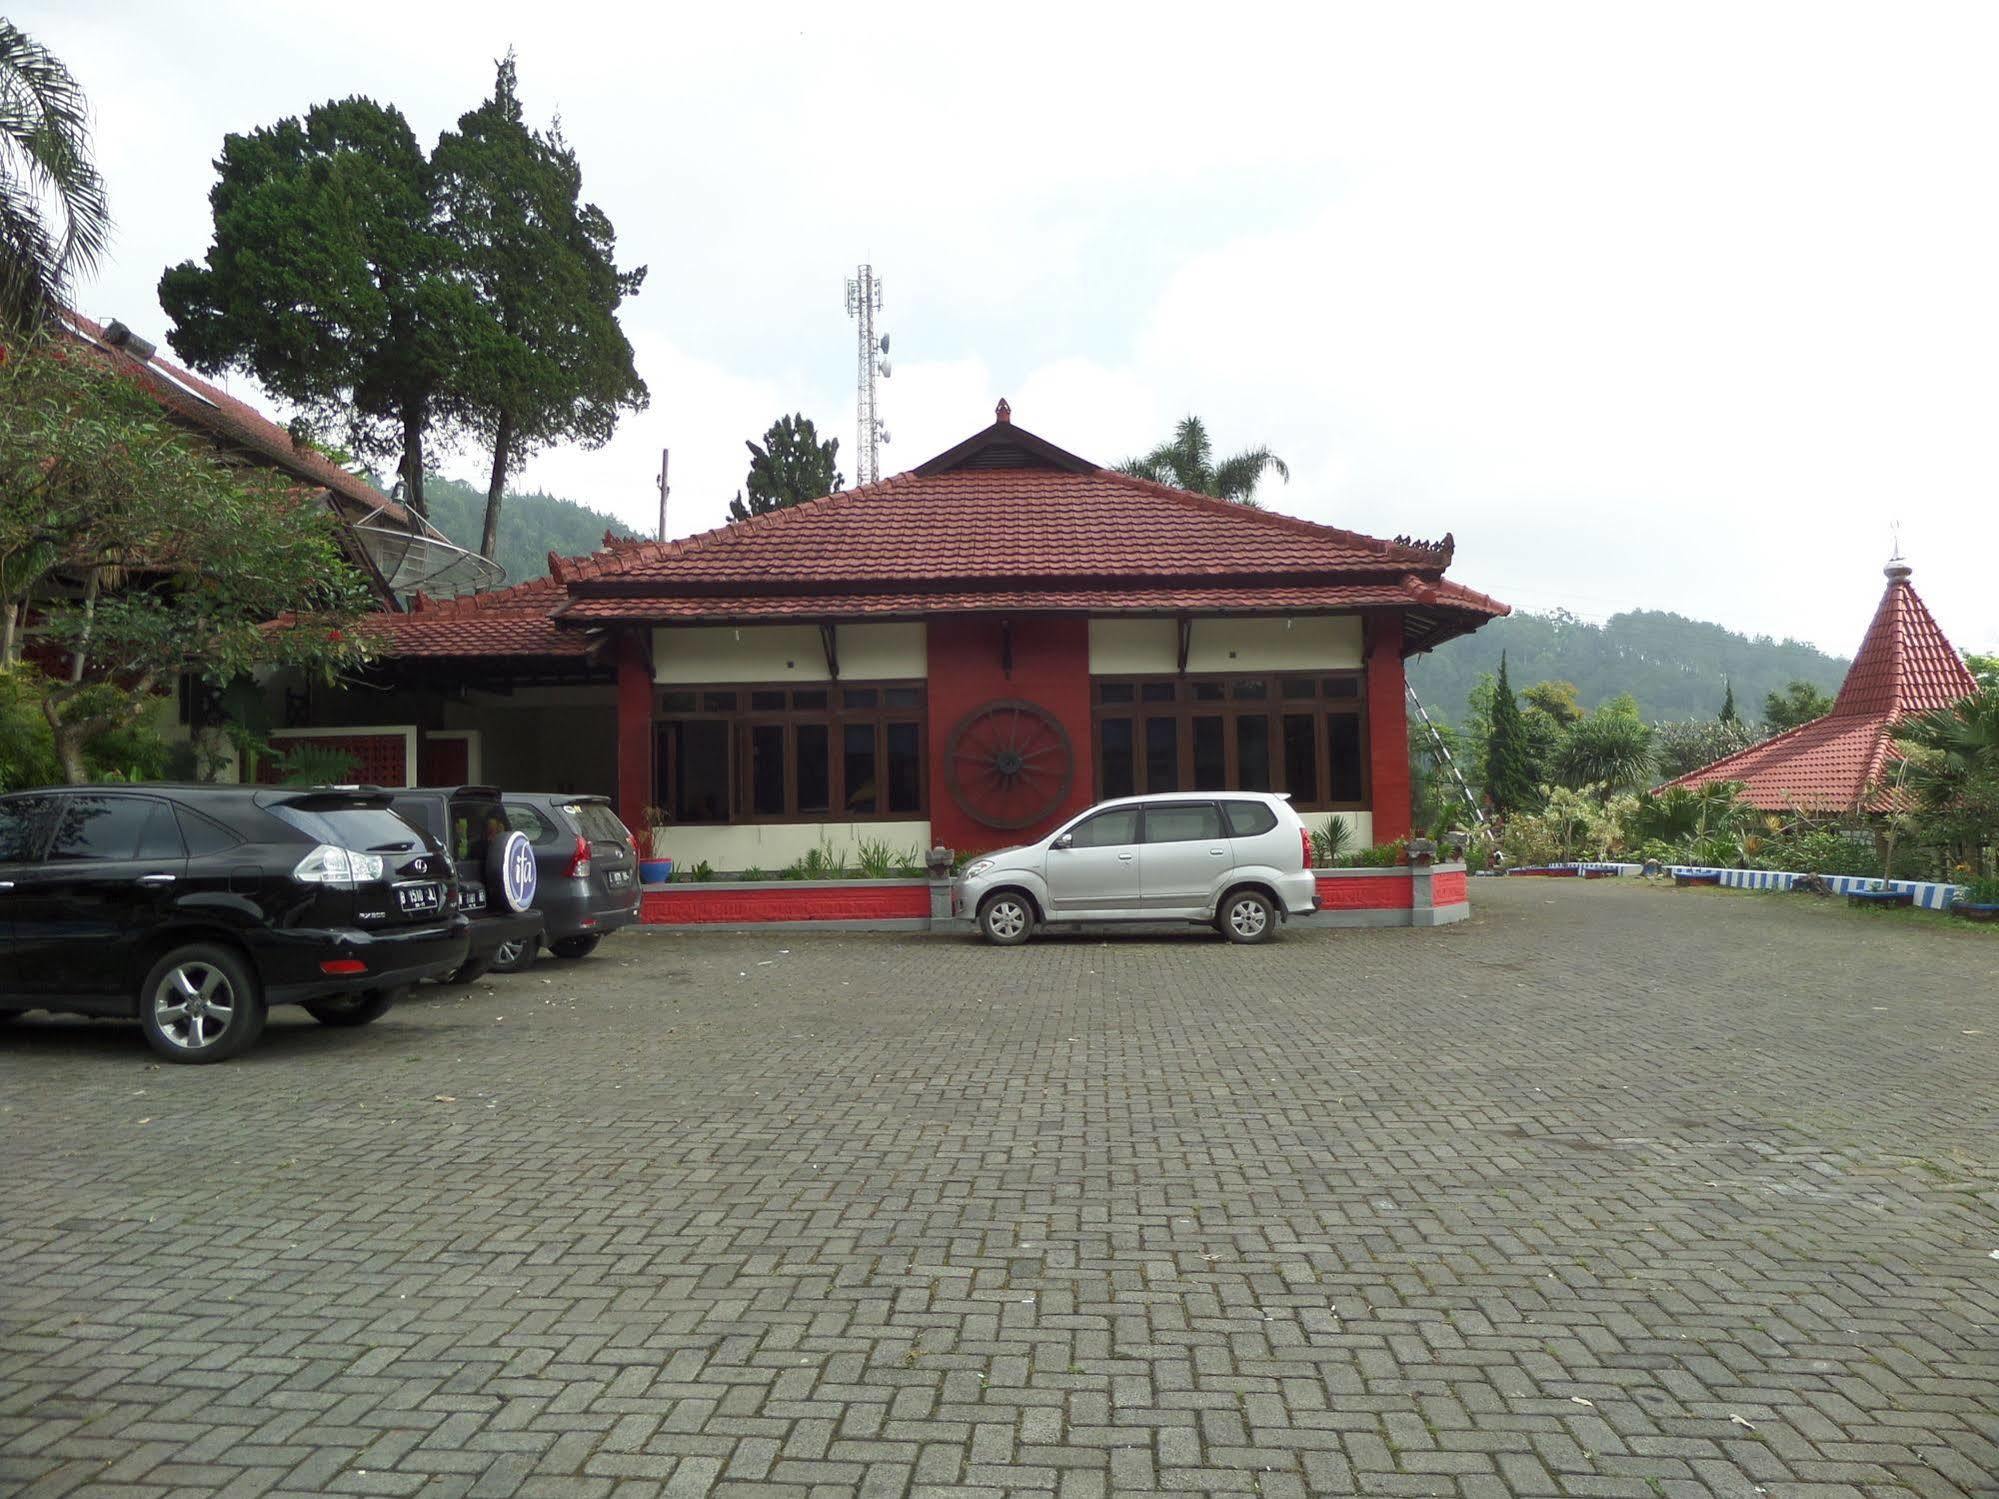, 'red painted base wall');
1433,870,1468,905
1314,873,1415,909
925,616,1095,857
642,883,929,925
